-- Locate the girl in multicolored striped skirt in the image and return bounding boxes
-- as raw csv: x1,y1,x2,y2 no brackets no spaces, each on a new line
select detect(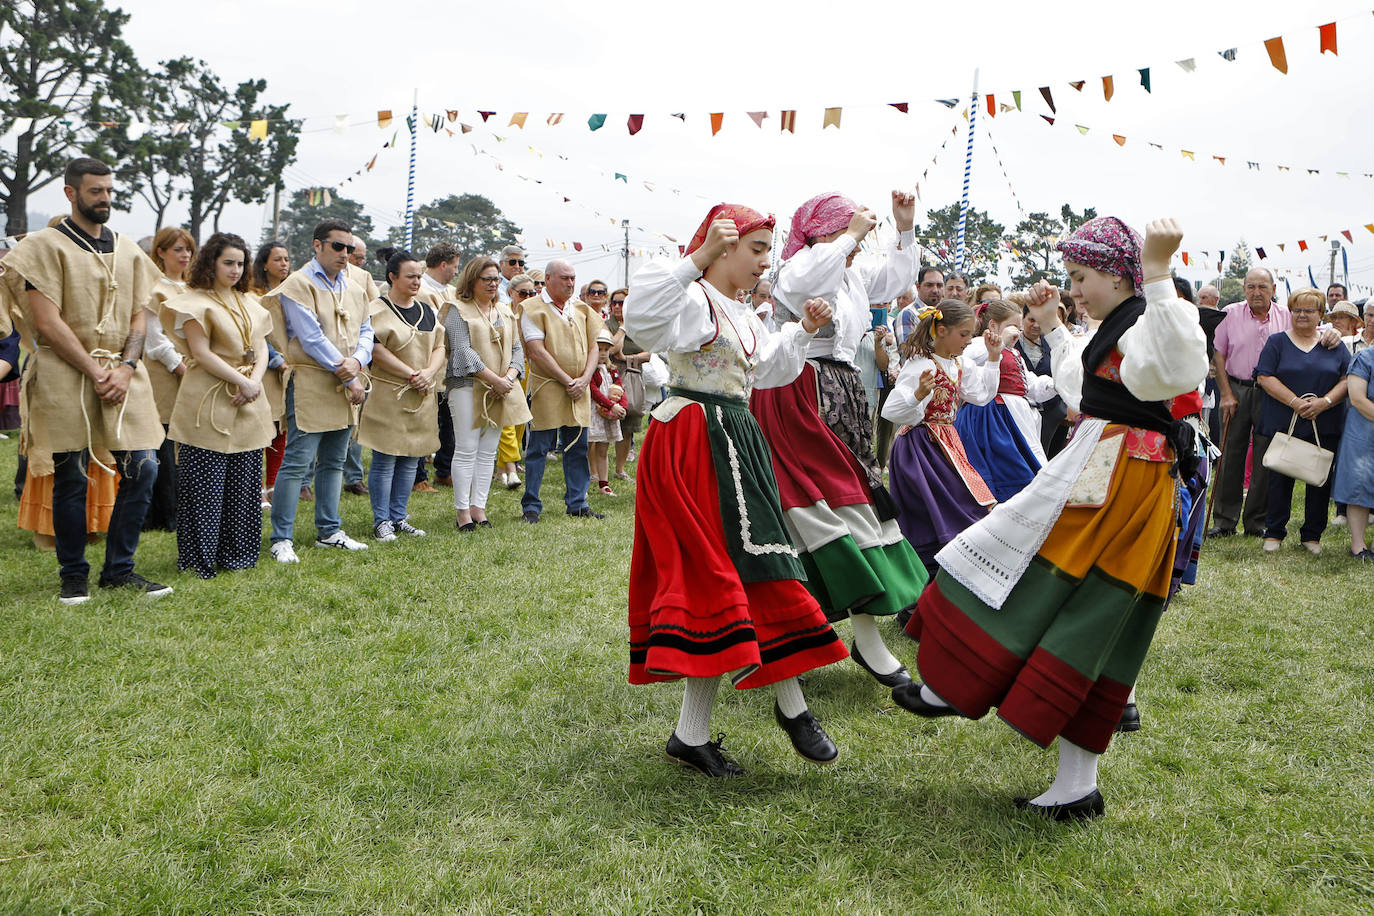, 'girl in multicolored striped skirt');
624,204,849,777
895,217,1208,820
